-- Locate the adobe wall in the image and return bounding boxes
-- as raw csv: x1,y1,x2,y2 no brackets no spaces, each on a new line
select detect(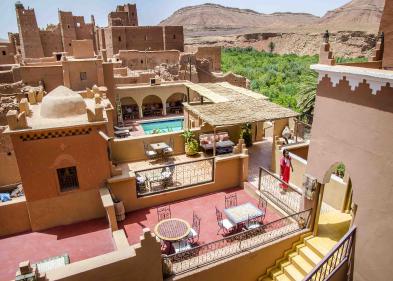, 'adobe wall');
195,46,221,72
0,197,31,236
15,5,44,58
59,11,77,55
62,59,104,91
108,4,138,27
103,26,184,57
379,0,393,69
72,39,95,59
306,76,393,281
16,65,63,92
119,50,180,70
10,125,111,202
163,26,184,52
27,188,106,231
0,44,16,64
0,127,21,187
40,27,63,57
